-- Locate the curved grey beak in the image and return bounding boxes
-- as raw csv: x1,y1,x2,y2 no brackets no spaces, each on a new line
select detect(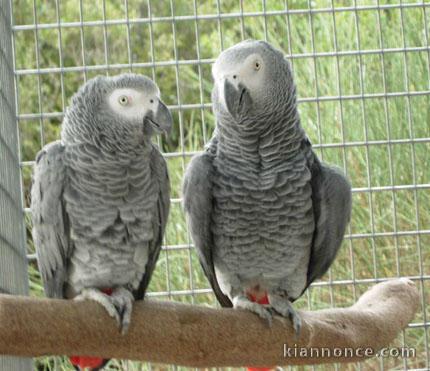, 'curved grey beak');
145,100,173,134
222,79,252,119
